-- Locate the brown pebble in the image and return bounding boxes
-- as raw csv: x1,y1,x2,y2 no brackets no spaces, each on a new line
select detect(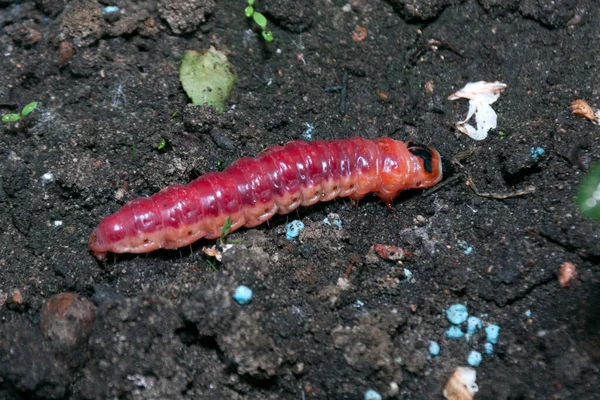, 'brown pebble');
40,292,96,351
9,288,23,305
59,40,74,65
559,262,577,288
